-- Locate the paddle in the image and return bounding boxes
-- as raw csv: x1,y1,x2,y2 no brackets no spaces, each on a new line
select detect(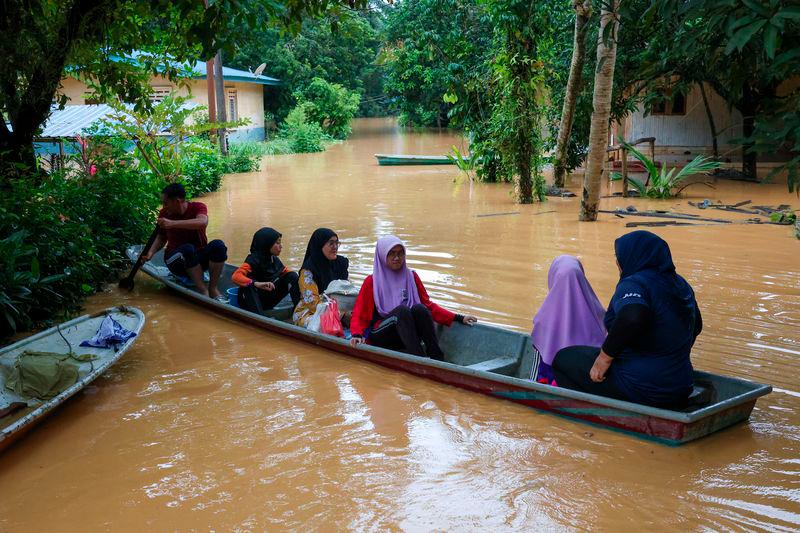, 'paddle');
119,225,159,291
